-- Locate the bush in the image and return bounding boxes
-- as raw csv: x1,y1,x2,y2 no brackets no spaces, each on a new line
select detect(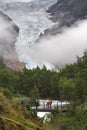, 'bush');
0,87,13,99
